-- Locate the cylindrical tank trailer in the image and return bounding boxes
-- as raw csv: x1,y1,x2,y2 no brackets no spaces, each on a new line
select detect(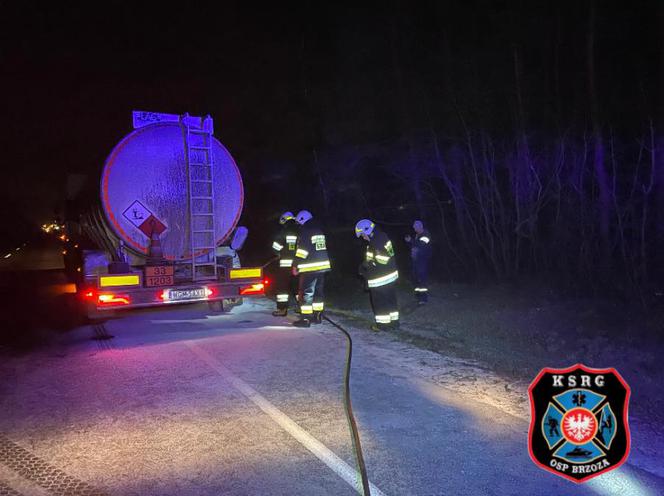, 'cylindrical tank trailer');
69,111,264,316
